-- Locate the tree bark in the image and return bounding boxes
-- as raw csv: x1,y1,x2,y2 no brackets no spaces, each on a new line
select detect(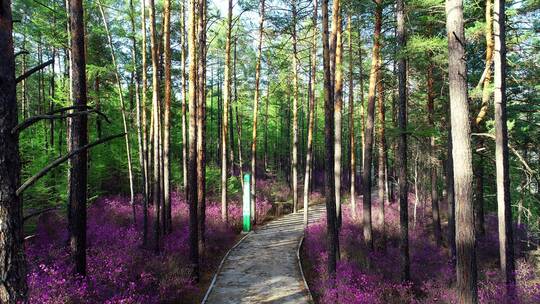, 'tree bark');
303,0,318,227
362,0,382,250
197,0,207,253
140,0,150,248
292,0,299,214
475,0,494,125
322,0,338,280
129,0,147,231
148,0,161,253
333,4,343,227
347,14,356,221
0,1,28,300
427,62,442,245
68,0,88,276
181,0,188,190
251,0,265,224
222,0,233,222
396,0,409,282
376,52,386,246
474,154,485,236
446,116,456,265
163,0,173,233
446,0,478,301
187,0,200,282
234,39,244,186
493,0,516,294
